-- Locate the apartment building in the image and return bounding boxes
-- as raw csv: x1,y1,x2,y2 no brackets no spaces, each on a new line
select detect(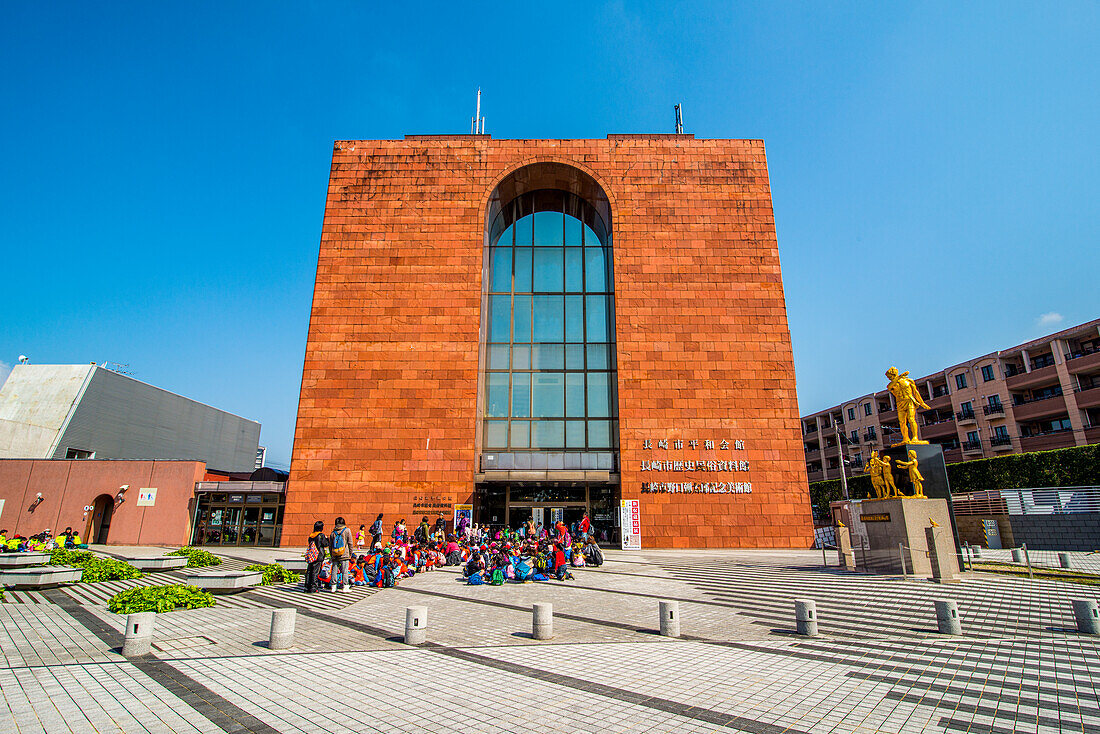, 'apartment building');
802,318,1100,483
